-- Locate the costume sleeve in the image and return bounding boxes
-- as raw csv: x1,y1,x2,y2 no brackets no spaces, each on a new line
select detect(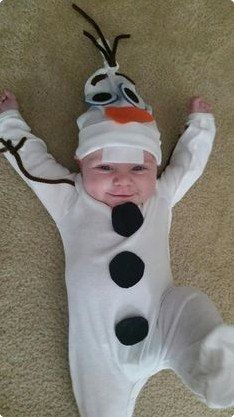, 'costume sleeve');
0,110,78,224
157,113,216,208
